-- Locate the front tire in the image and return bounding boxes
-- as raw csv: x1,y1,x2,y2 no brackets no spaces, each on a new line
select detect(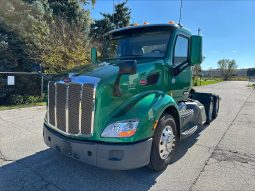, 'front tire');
149,114,177,171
